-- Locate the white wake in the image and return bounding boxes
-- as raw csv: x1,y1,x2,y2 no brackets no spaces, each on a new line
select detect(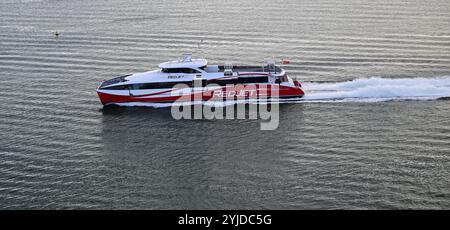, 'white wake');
301,76,450,102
